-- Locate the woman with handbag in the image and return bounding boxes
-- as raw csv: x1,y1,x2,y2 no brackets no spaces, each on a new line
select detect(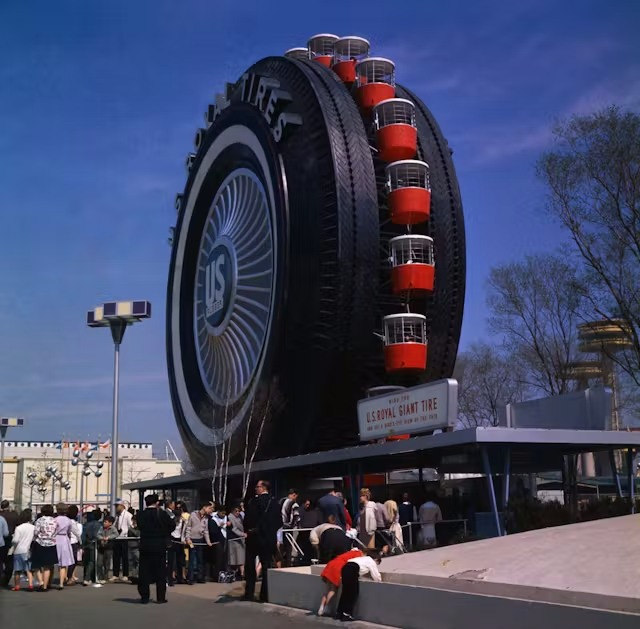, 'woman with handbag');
31,505,58,591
